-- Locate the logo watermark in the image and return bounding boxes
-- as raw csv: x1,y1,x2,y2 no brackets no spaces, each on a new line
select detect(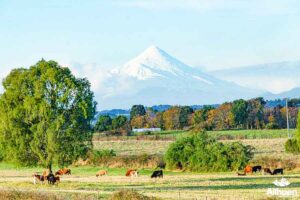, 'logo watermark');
267,178,298,197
